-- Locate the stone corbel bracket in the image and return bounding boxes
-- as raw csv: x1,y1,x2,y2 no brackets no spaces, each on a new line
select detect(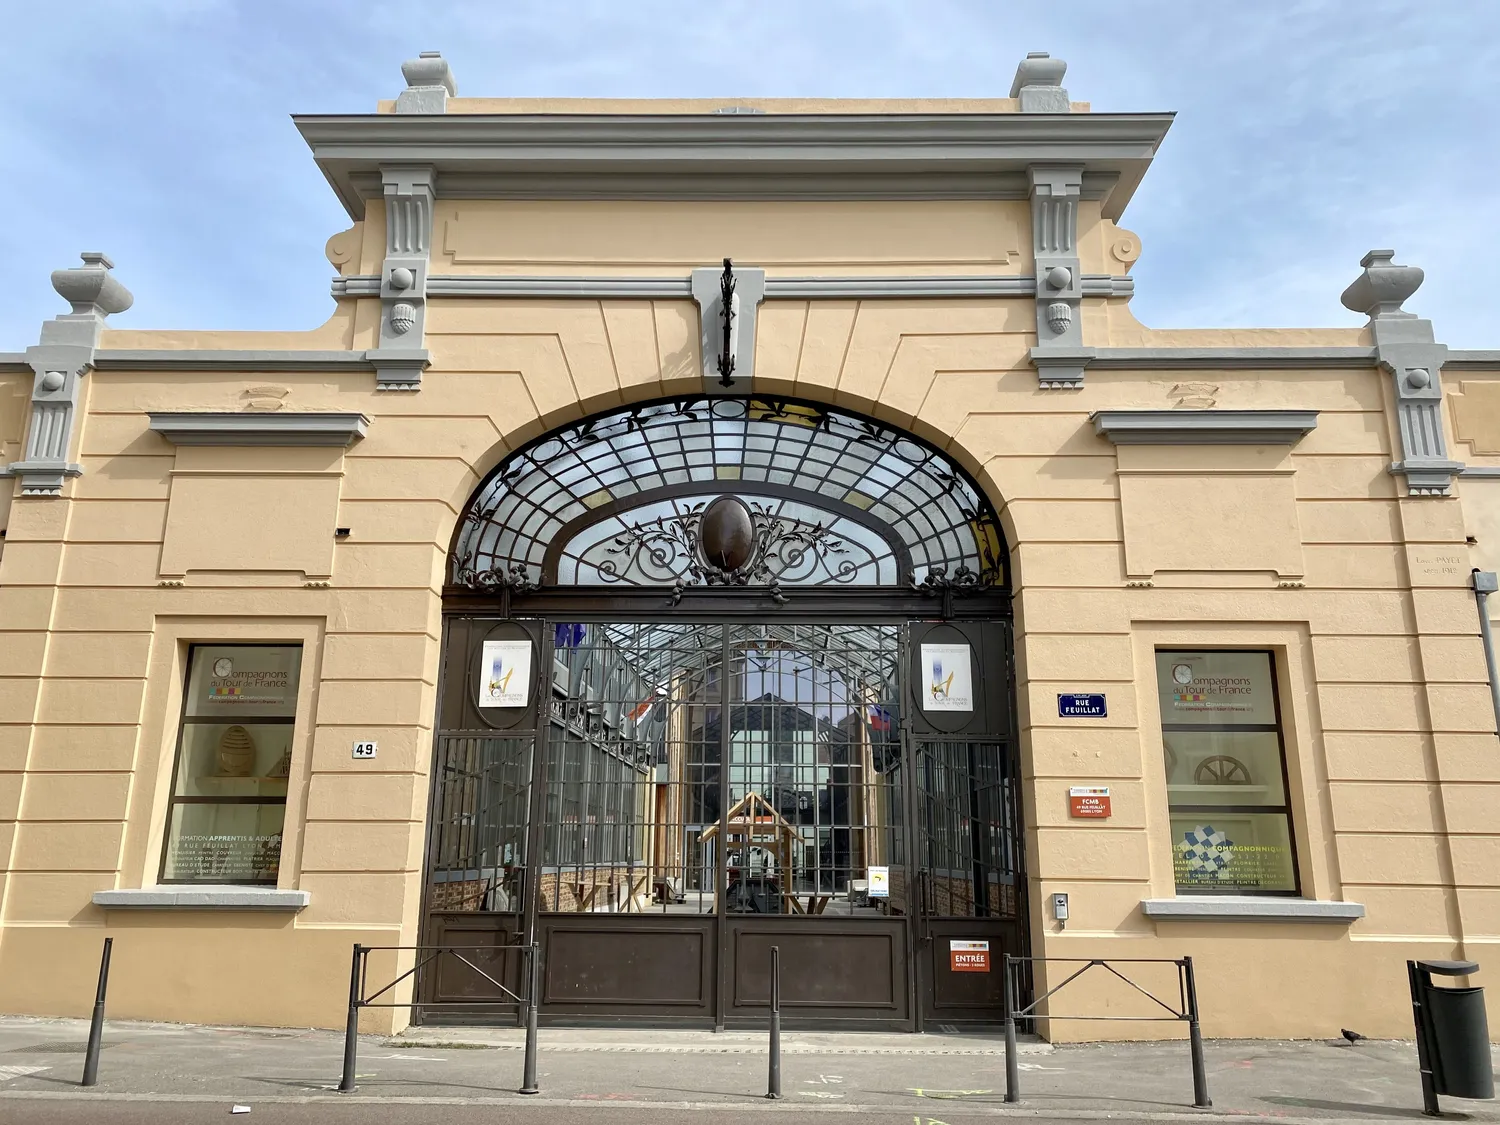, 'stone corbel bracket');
1027,164,1092,388
1340,250,1461,496
691,263,766,391
368,164,436,390
8,253,133,495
